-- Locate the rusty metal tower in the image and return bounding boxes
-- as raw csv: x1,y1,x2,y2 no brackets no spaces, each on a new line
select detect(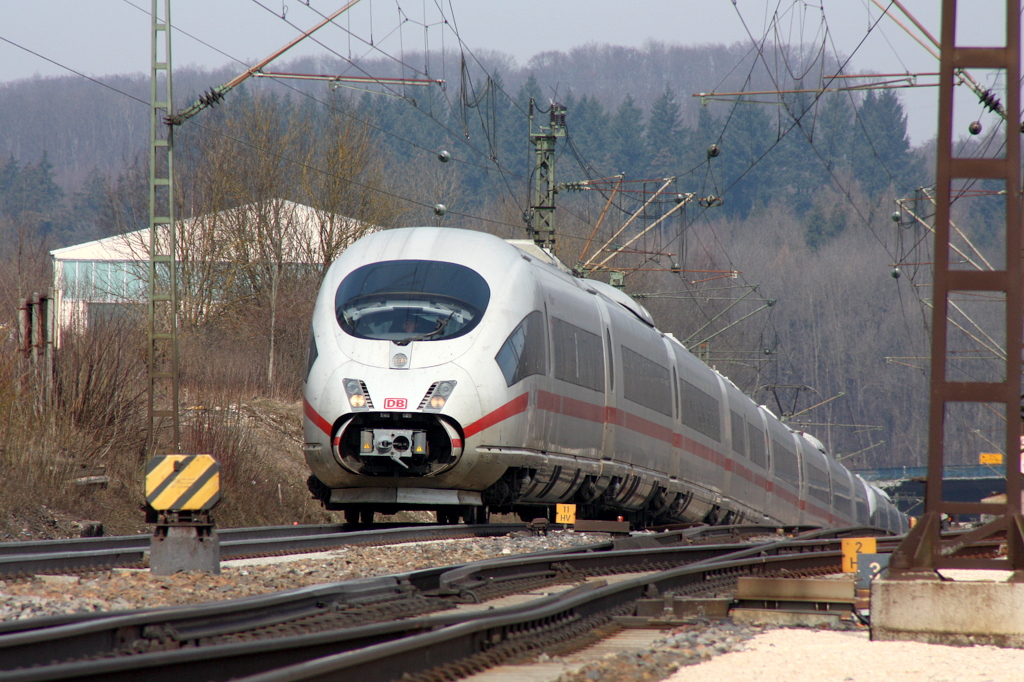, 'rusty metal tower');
890,0,1024,578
